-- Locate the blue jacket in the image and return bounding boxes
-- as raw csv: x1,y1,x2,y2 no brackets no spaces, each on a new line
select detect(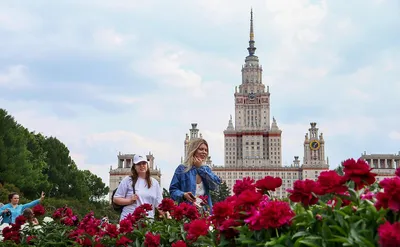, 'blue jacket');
0,200,40,224
169,164,221,212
